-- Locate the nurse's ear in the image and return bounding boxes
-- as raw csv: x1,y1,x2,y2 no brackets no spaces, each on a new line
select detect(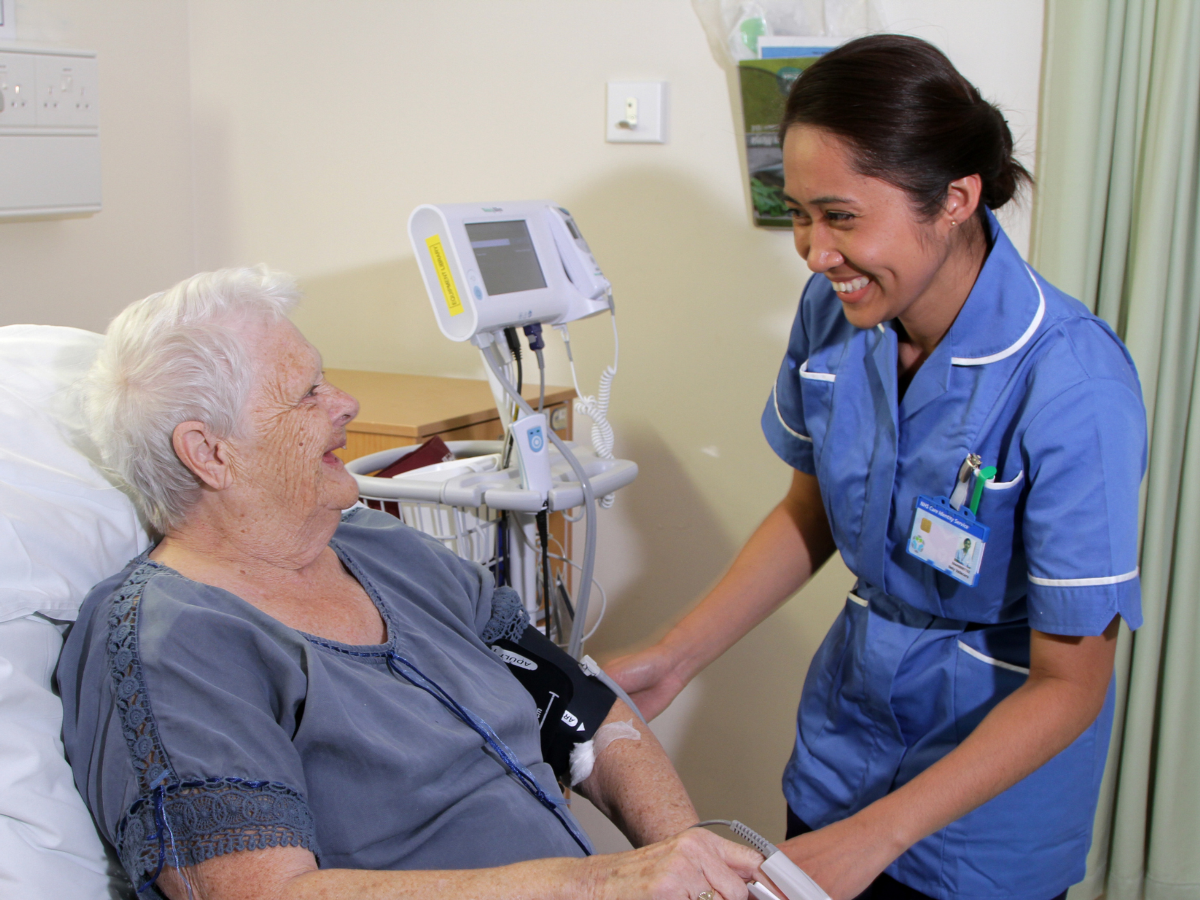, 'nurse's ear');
943,174,983,231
